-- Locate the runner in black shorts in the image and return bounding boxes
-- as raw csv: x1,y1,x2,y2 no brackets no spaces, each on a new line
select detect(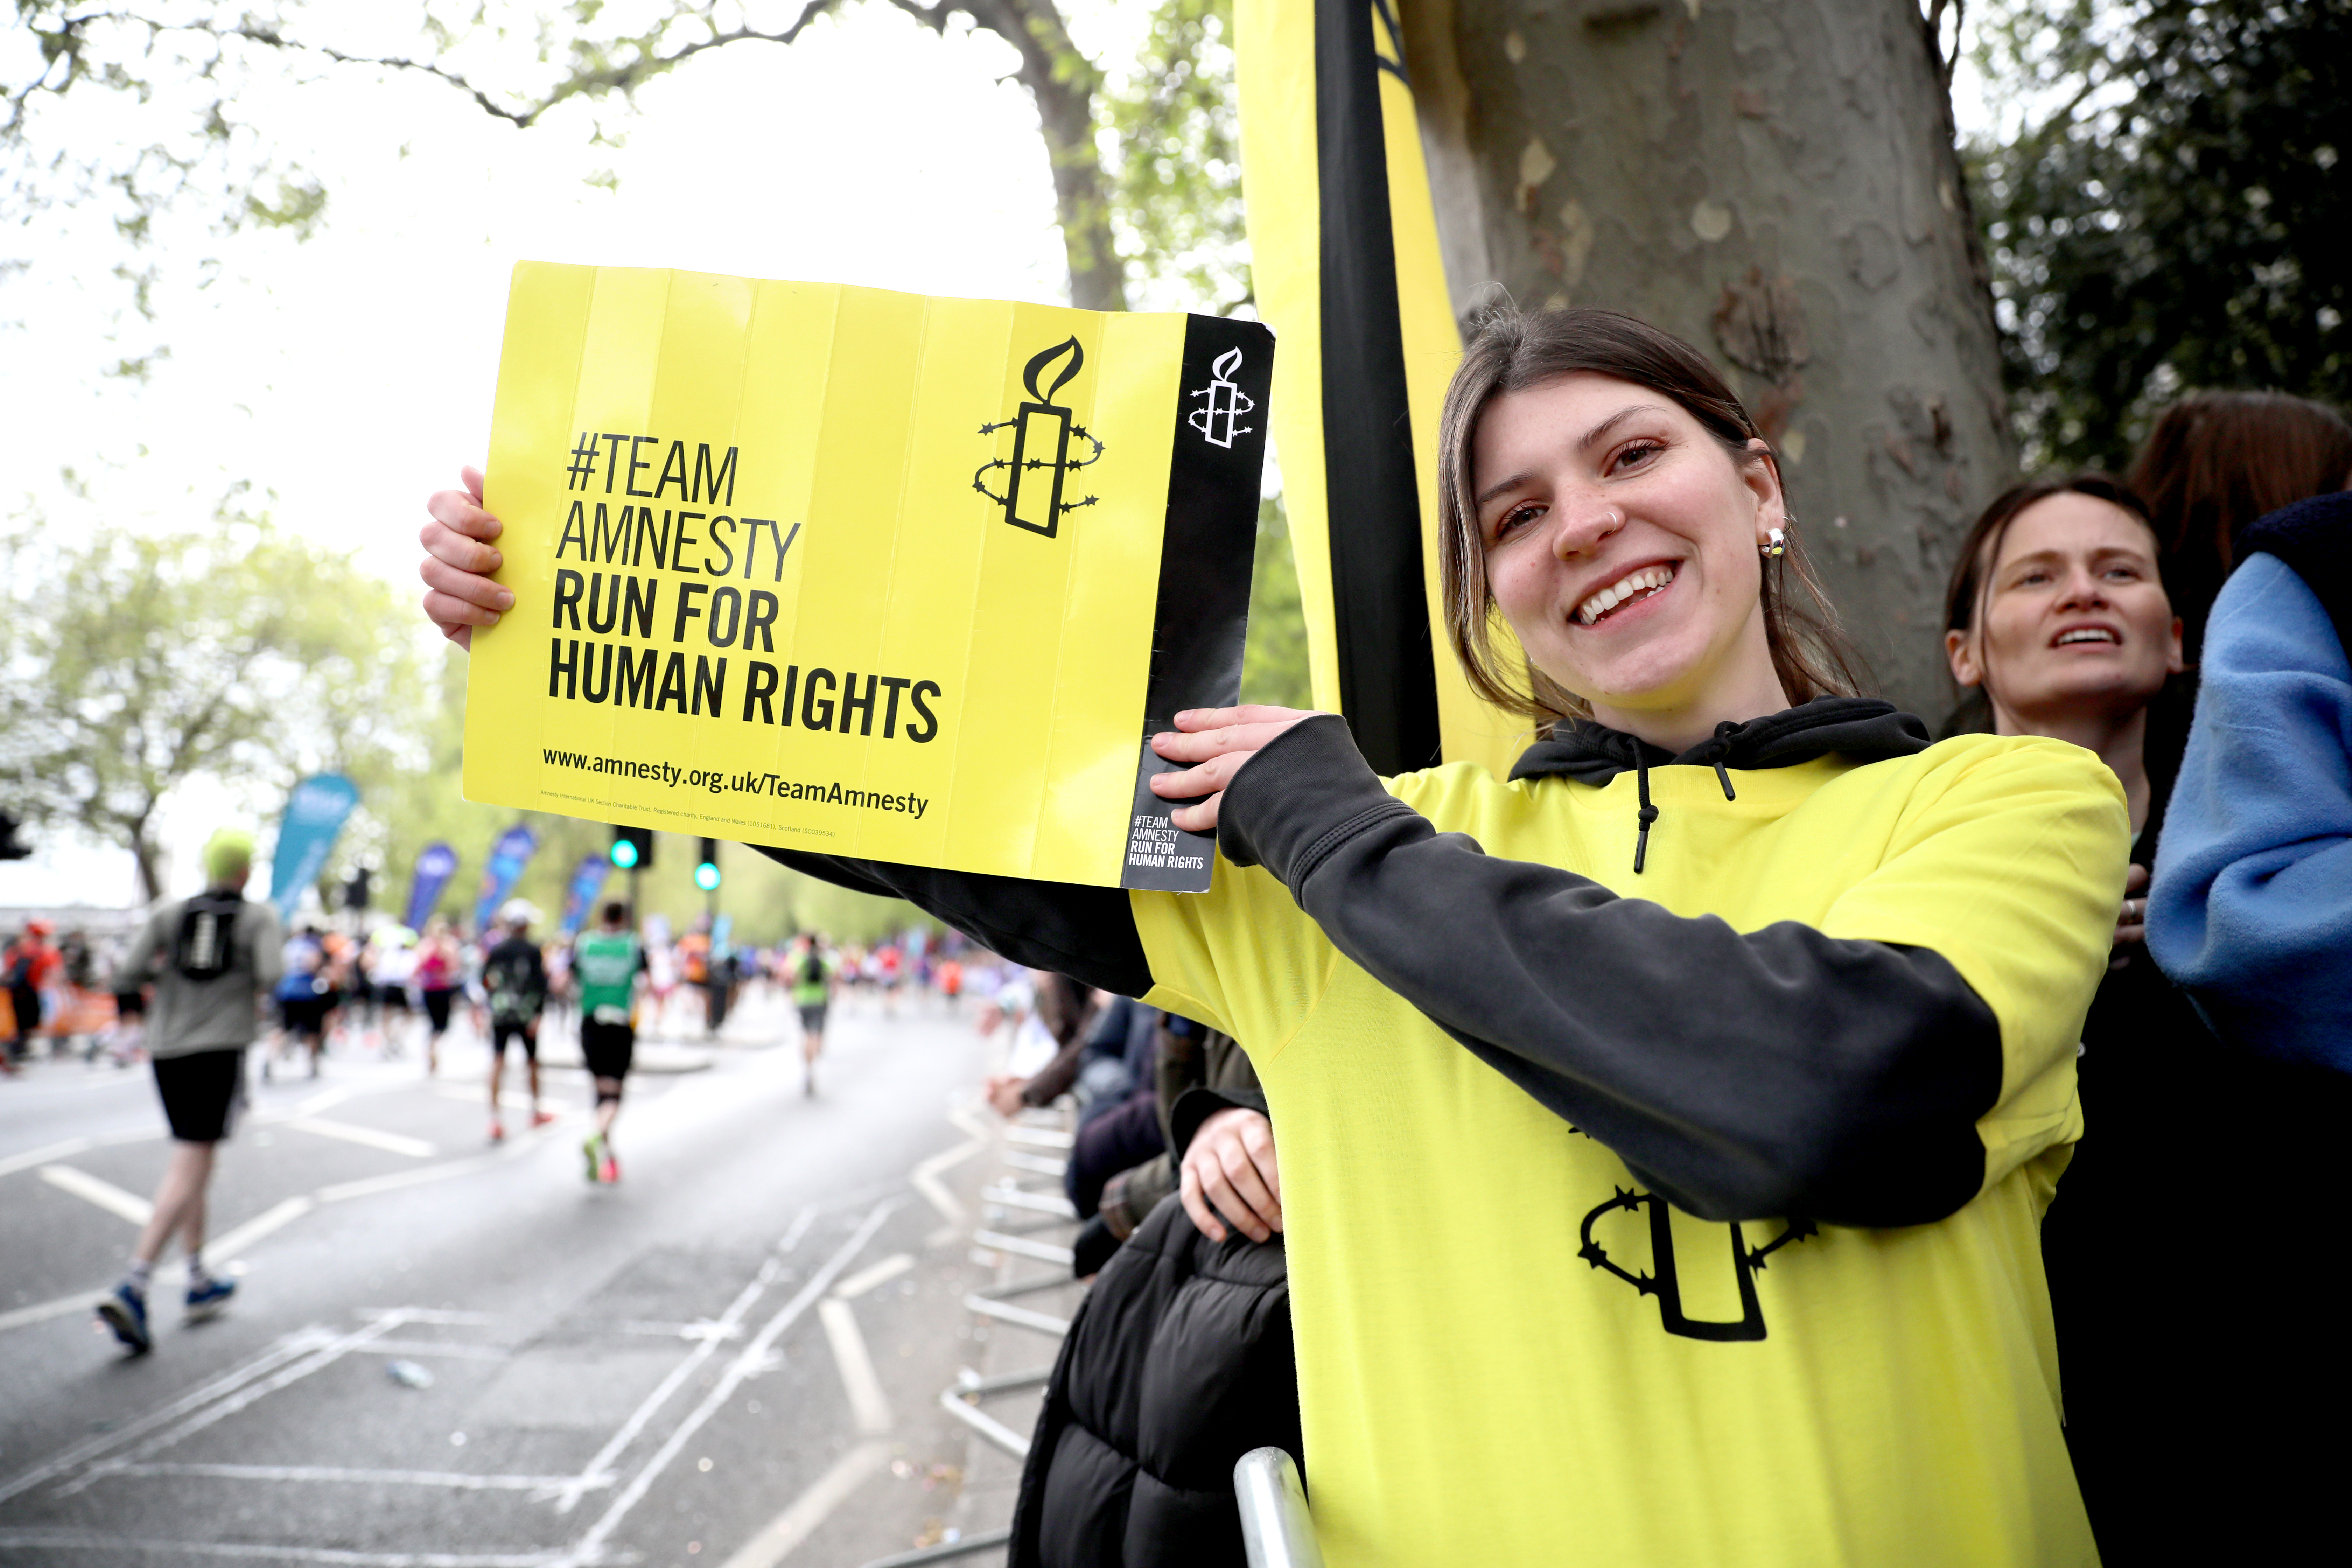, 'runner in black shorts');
570,902,644,1184
482,900,554,1143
